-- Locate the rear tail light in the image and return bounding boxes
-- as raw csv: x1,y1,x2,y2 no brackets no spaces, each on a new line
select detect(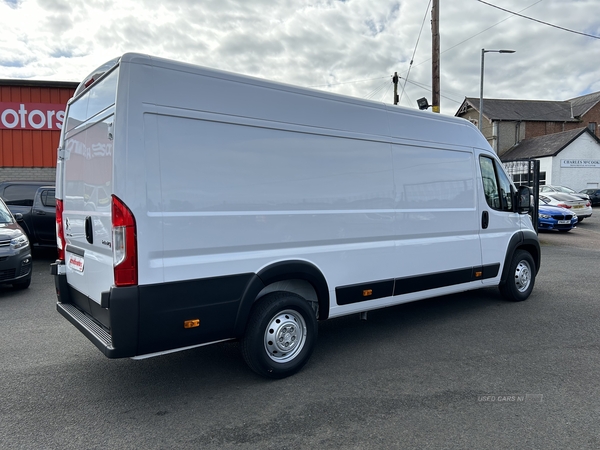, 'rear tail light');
56,199,65,261
557,203,571,209
112,195,138,286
